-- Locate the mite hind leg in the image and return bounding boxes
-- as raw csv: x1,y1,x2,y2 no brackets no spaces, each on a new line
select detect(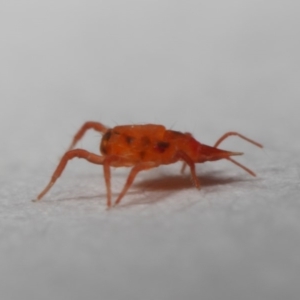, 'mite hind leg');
35,149,105,202
68,121,108,151
114,162,158,206
214,132,263,148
